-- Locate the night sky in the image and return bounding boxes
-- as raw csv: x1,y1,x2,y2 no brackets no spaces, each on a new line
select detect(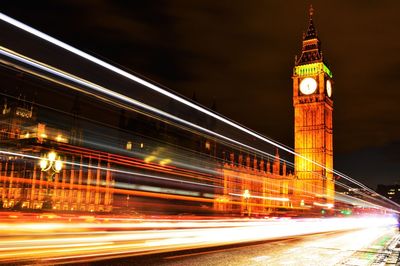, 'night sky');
1,1,400,188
